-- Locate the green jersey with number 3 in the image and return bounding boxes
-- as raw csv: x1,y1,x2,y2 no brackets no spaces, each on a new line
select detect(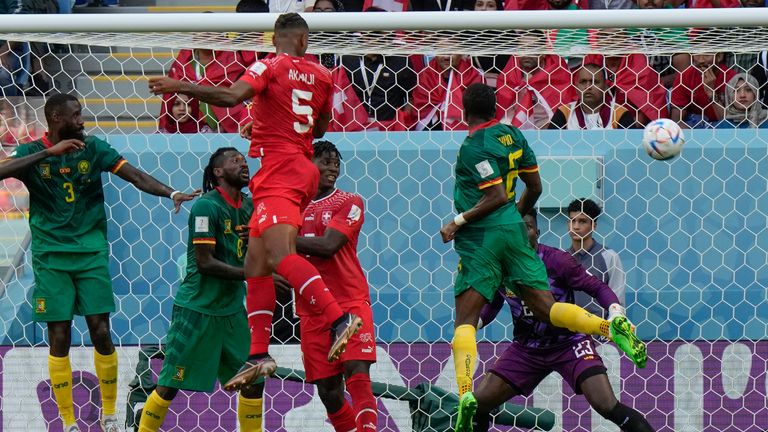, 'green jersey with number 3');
176,189,253,316
453,121,539,229
10,135,125,254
